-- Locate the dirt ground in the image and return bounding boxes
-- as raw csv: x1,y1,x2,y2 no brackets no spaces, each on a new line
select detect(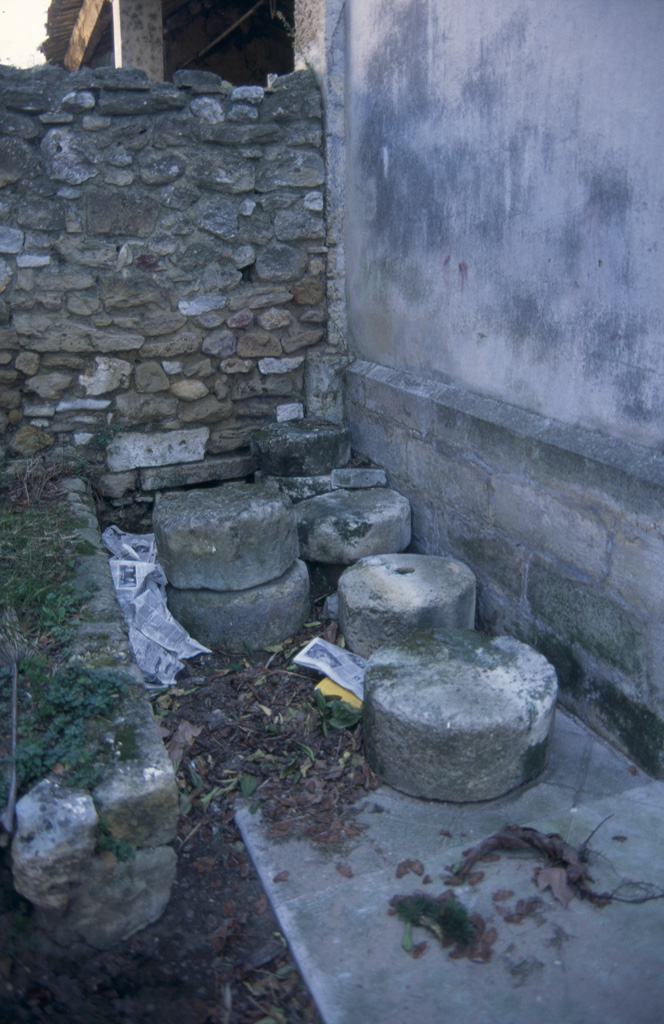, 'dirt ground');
0,608,380,1024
